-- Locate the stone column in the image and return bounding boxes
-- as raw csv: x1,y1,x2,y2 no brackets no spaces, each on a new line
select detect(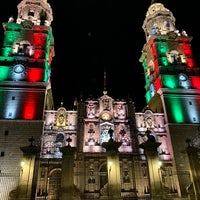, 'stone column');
102,129,122,200
60,144,78,200
17,138,40,200
139,131,162,200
